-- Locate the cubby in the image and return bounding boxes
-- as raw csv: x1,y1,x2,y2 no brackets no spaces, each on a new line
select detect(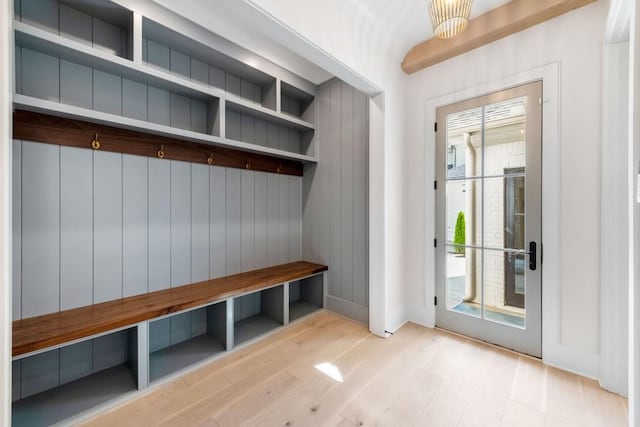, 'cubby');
12,327,138,427
289,274,325,322
234,286,285,346
15,0,134,60
149,302,227,383
281,81,315,123
142,18,277,110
